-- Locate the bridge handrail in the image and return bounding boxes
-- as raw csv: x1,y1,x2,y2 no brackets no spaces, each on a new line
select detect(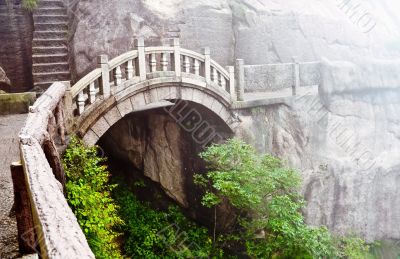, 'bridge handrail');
70,68,102,98
108,50,138,71
18,81,95,258
69,38,236,117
